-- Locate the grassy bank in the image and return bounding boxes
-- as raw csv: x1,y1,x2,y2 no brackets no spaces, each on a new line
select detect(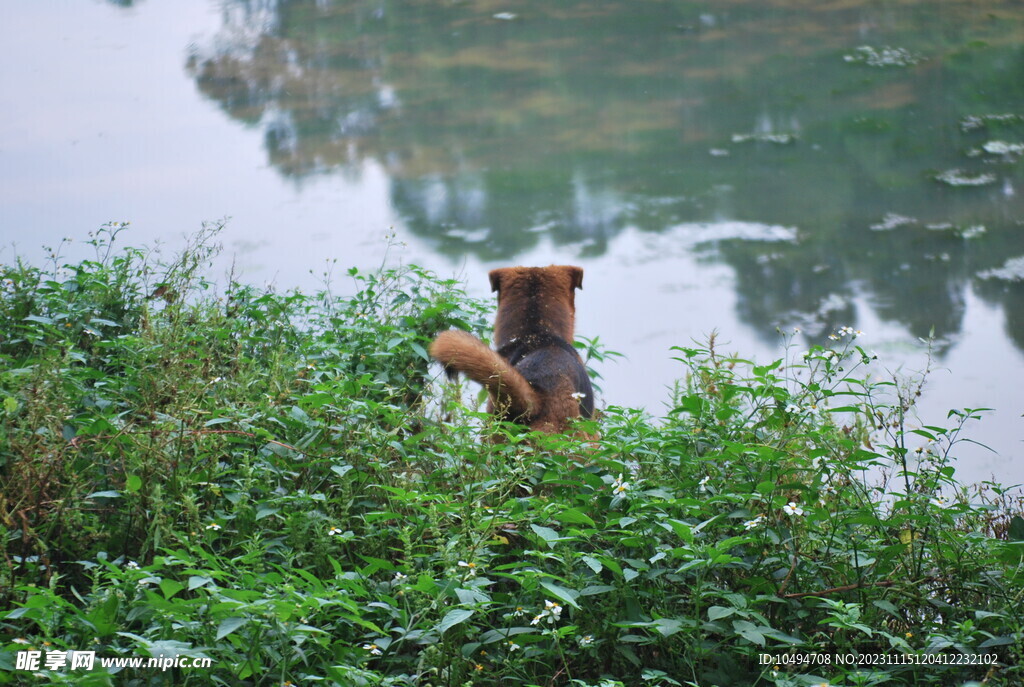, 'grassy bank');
1,226,1023,686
